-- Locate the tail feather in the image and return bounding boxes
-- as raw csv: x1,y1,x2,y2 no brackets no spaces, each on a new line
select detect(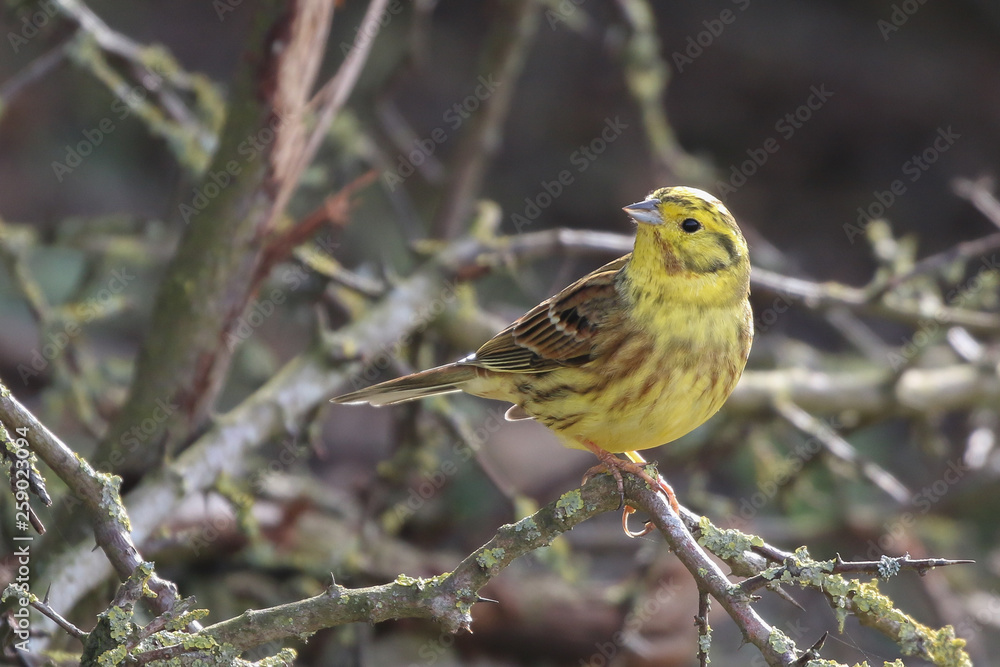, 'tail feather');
331,363,477,406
